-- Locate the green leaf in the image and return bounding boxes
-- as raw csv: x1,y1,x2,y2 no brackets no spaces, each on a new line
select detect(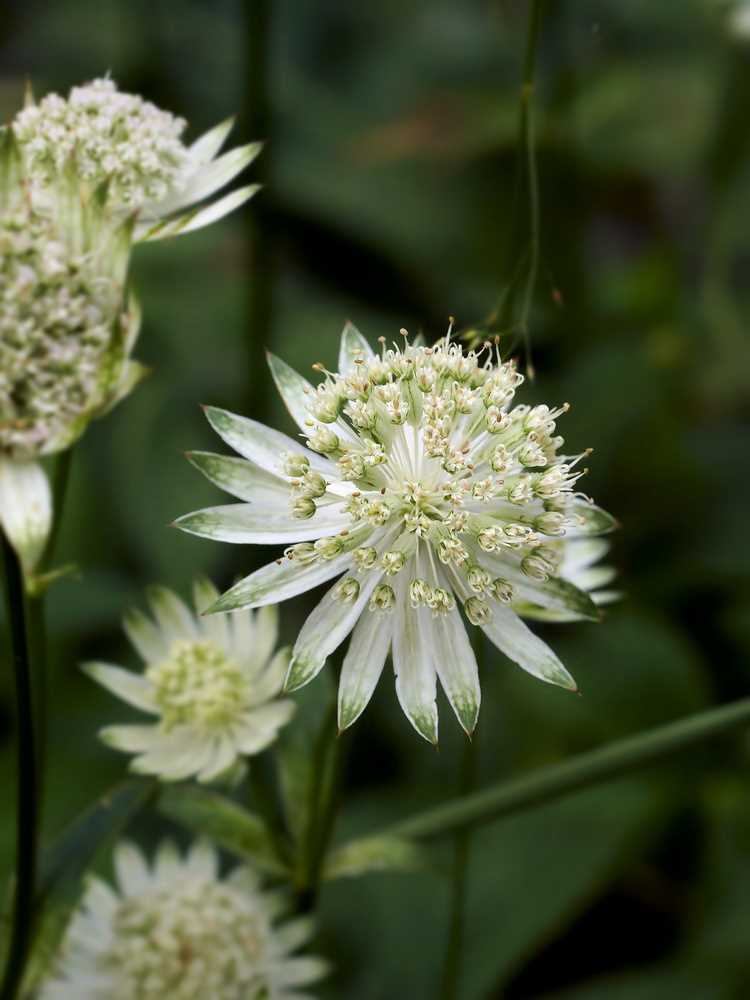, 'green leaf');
323,834,425,880
158,785,289,877
21,780,154,992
